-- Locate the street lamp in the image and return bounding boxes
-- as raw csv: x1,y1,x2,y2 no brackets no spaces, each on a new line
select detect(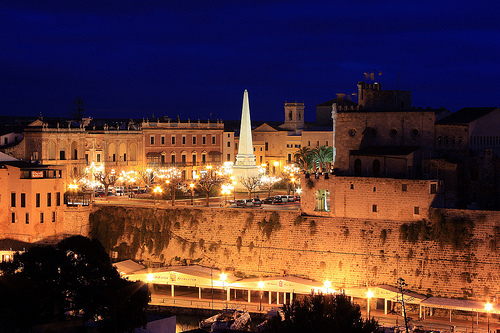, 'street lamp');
153,186,162,205
486,302,492,333
366,290,374,319
324,280,331,294
221,185,231,206
190,183,195,205
258,280,265,311
291,177,296,196
220,272,227,302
